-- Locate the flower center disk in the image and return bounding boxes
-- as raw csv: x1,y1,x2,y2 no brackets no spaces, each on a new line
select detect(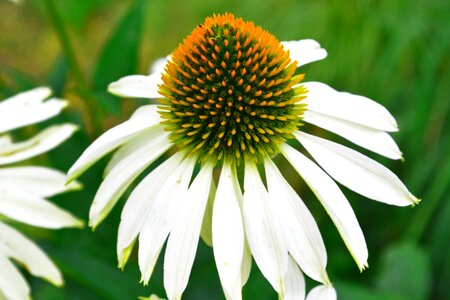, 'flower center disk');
158,13,307,164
